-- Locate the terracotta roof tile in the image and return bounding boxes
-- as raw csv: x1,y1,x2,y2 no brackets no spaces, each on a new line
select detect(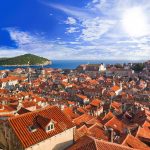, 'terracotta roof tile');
142,120,150,129
36,115,52,129
63,107,79,120
75,125,89,141
111,101,121,110
17,107,31,115
102,112,115,123
86,118,103,126
111,86,120,92
88,124,108,141
66,135,135,150
77,107,87,114
122,134,150,150
73,114,93,126
105,117,126,133
76,94,88,100
90,99,101,107
8,106,75,148
136,127,150,143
